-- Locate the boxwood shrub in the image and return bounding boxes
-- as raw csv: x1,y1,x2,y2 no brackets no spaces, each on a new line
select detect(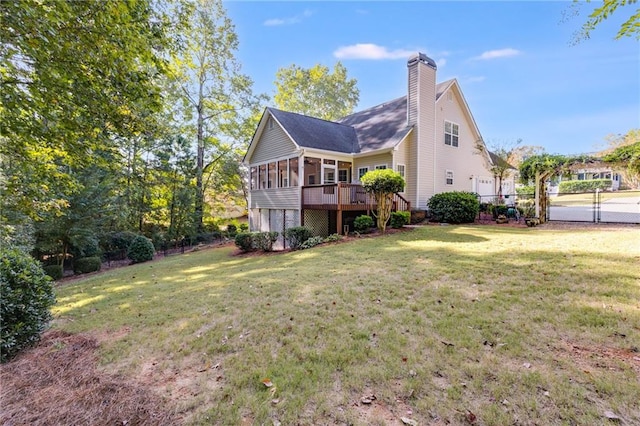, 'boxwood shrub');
390,211,410,228
284,226,313,250
254,231,279,252
43,264,63,280
427,191,480,224
354,215,374,233
73,256,102,275
127,235,155,264
234,232,255,252
1,247,56,362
